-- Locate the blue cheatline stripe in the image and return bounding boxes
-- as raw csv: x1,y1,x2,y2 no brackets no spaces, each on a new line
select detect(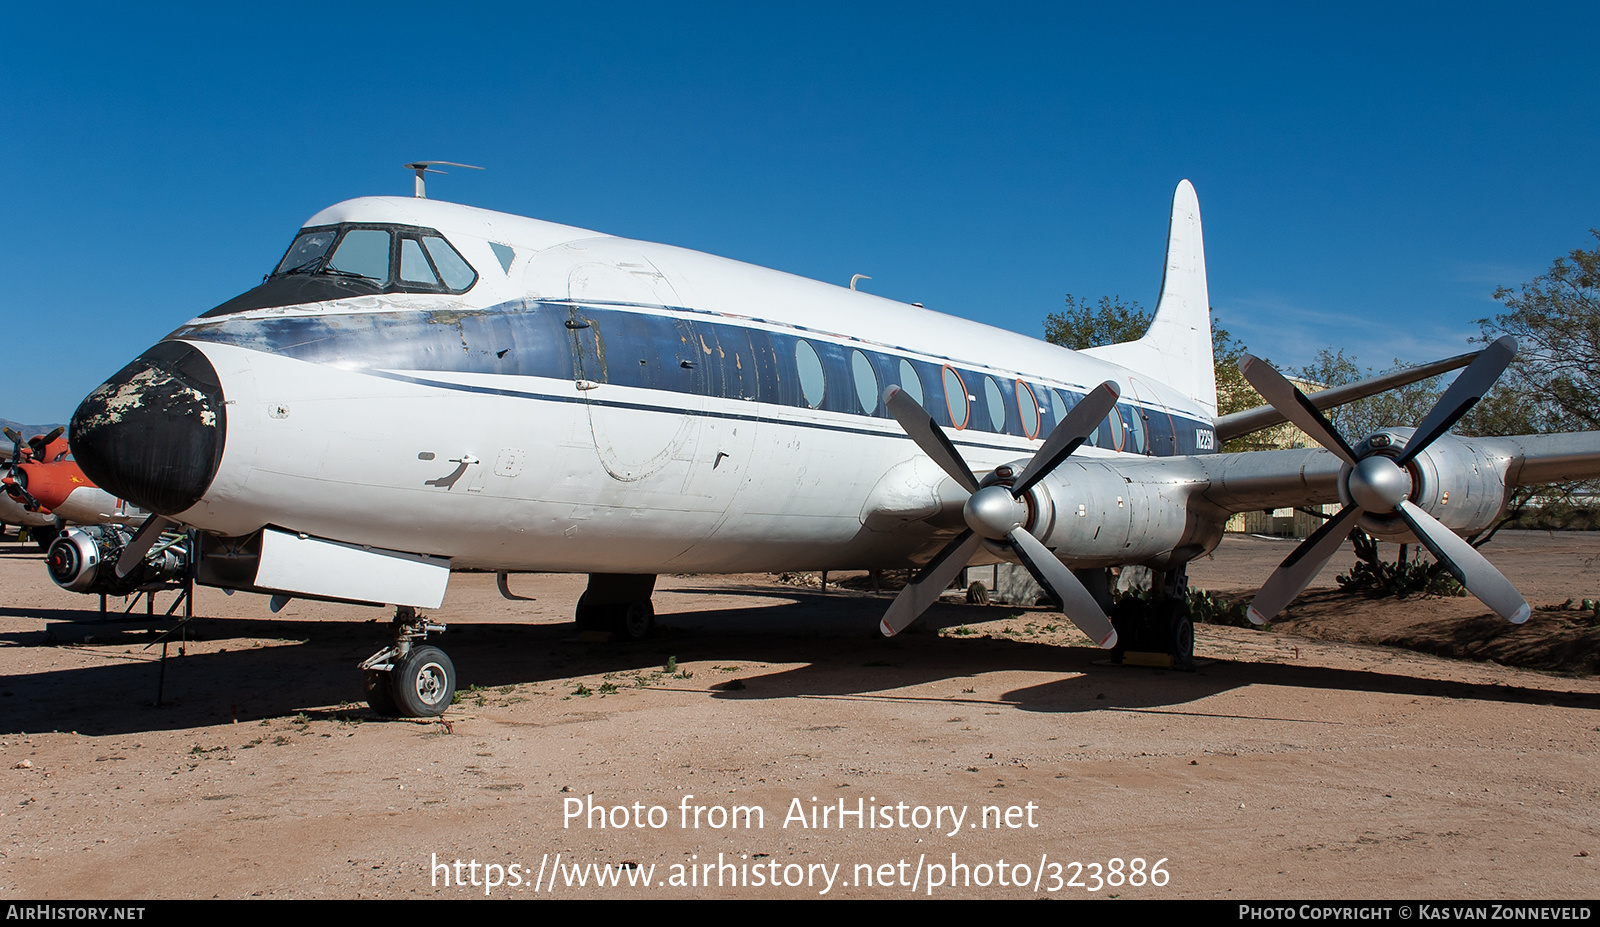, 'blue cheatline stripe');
362,368,1060,456
172,297,1216,456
